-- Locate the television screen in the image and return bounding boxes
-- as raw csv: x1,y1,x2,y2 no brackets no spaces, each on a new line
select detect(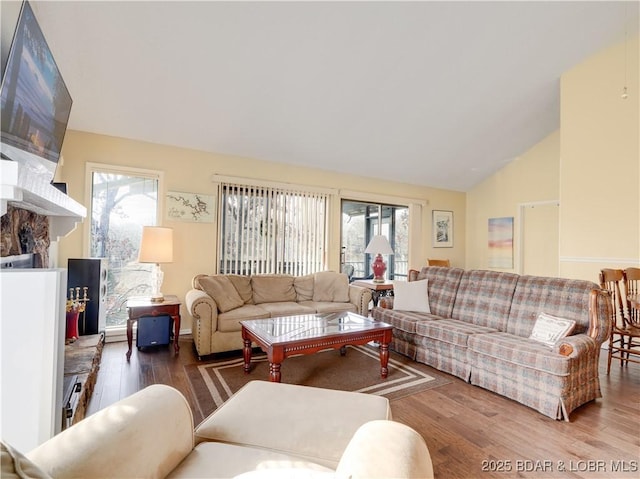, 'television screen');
0,0,72,183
